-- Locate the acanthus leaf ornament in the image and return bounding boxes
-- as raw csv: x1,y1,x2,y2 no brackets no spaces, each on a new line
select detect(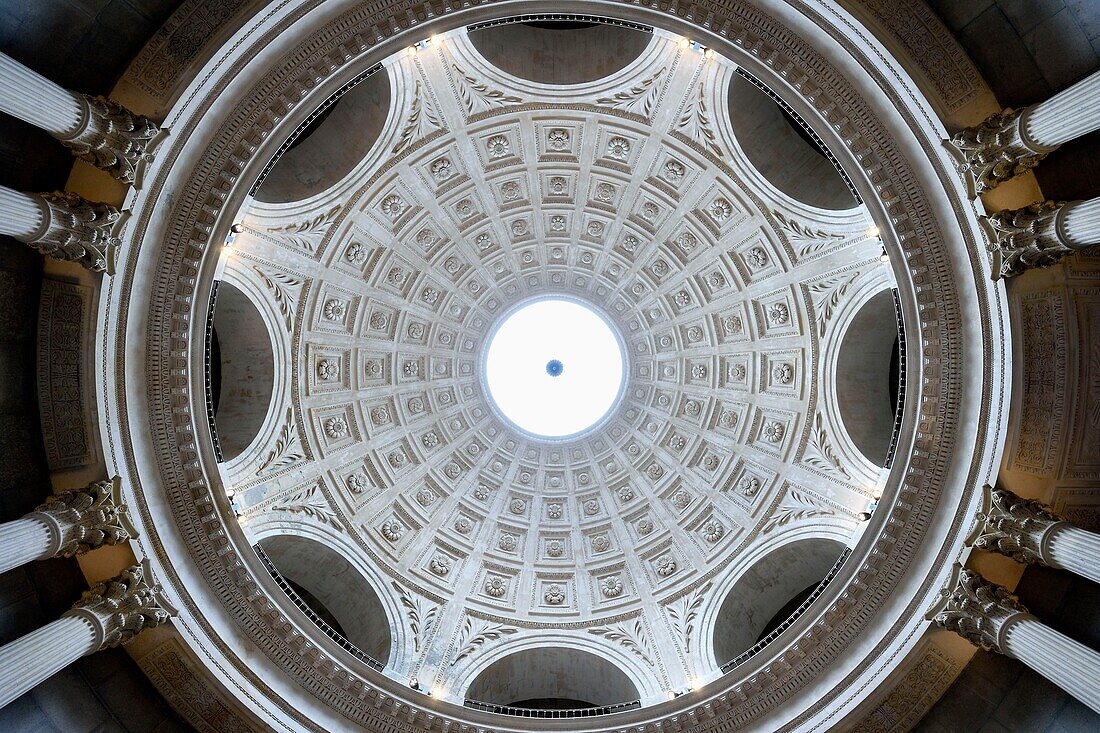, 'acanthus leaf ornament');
256,407,306,475
772,211,845,258
675,82,722,157
588,618,654,666
253,266,302,332
64,564,173,649
59,94,159,185
30,191,120,273
32,478,131,556
394,79,445,156
930,567,1030,654
665,581,711,654
807,272,858,339
395,582,439,654
764,486,836,533
981,200,1076,279
452,617,517,665
270,484,341,529
802,413,852,480
266,205,339,252
451,63,522,117
973,485,1066,566
945,107,1054,196
596,66,667,119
